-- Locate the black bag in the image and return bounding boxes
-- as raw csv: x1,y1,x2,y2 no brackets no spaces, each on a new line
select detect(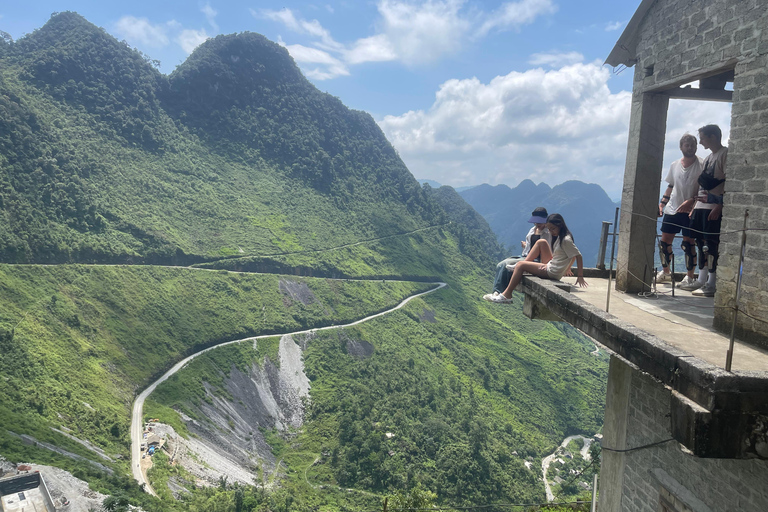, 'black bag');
698,160,724,191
